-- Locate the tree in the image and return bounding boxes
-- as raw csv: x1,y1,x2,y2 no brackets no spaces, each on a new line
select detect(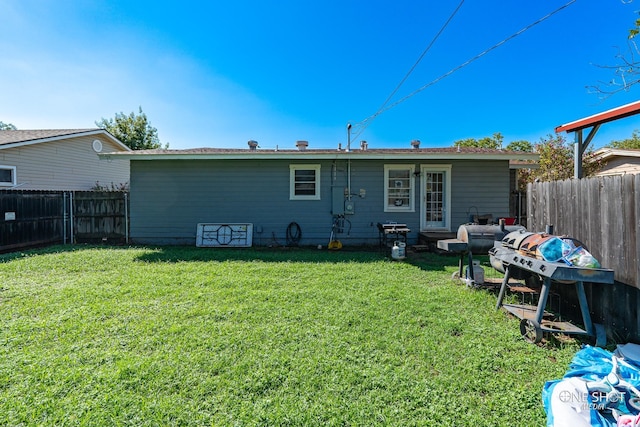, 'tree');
630,11,640,39
451,133,603,186
587,6,640,97
533,134,574,182
505,140,533,152
453,132,503,149
516,134,603,186
504,140,536,190
0,121,17,130
96,107,166,150
606,129,640,149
